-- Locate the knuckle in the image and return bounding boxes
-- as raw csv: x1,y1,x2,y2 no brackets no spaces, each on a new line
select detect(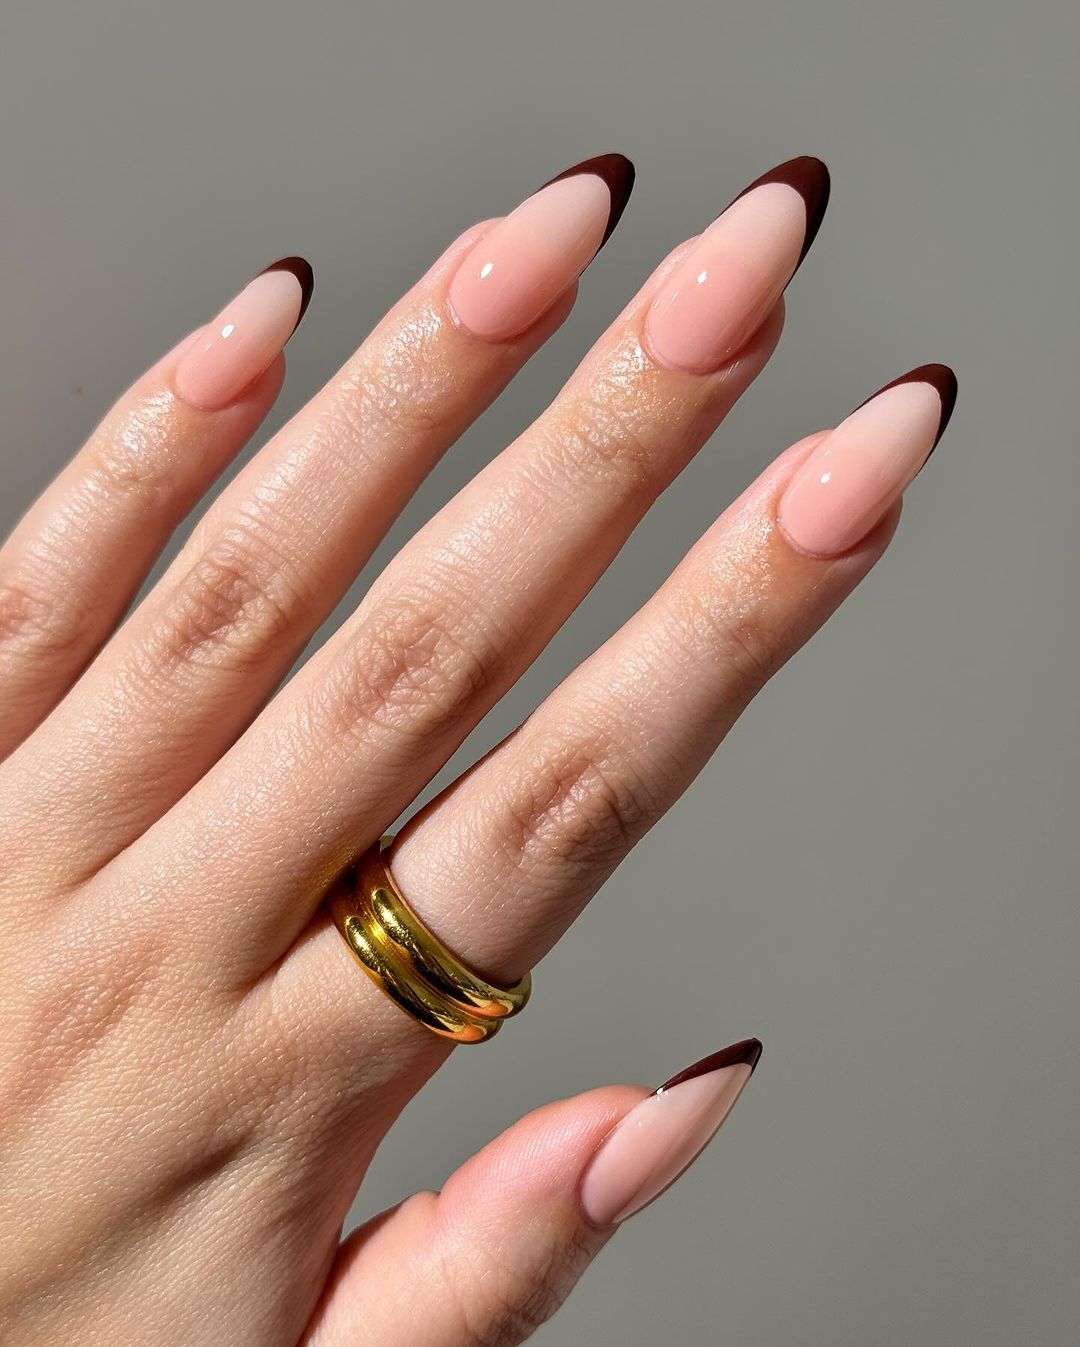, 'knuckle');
361,363,445,443
503,732,656,872
454,1287,558,1347
330,344,449,452
438,1227,591,1347
86,396,185,515
152,523,312,671
683,582,784,689
326,589,503,745
543,380,664,503
0,575,72,655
